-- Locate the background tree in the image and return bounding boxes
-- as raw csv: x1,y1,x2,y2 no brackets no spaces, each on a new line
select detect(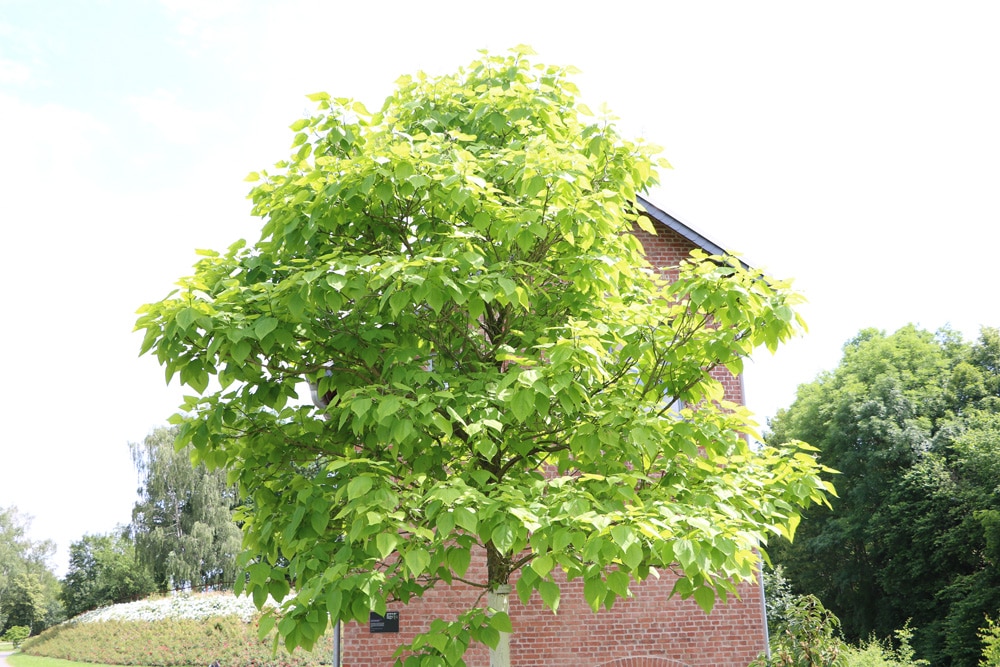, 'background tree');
129,426,242,592
33,569,63,633
768,325,1000,667
61,530,154,618
0,572,45,635
979,616,1000,667
0,506,63,634
136,48,832,664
